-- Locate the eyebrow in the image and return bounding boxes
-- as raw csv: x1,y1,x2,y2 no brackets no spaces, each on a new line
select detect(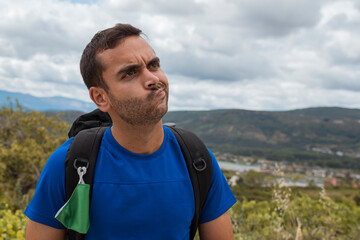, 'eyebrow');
115,57,160,77
116,64,140,77
147,57,160,67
